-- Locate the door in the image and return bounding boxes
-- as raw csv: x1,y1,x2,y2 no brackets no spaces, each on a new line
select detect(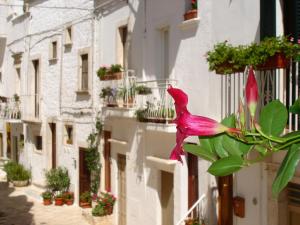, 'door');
118,154,126,225
188,153,199,210
104,131,111,191
50,123,56,169
79,148,91,196
13,136,18,163
161,171,174,225
218,175,233,225
6,123,11,159
0,133,3,157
